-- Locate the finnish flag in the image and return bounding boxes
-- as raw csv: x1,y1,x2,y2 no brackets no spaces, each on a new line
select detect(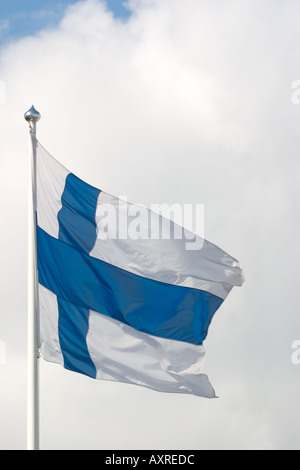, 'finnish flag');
36,140,244,398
